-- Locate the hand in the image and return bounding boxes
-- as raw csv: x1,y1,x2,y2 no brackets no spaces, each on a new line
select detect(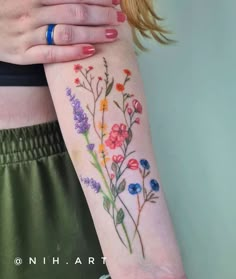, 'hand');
0,0,125,65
